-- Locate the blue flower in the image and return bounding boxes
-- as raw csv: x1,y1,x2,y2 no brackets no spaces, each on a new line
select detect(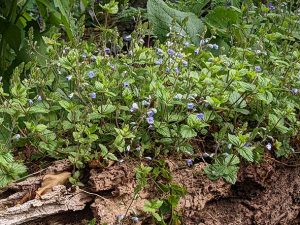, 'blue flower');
182,60,188,66
174,67,180,74
174,93,183,100
186,159,193,167
88,71,95,79
90,92,97,99
244,142,250,147
15,134,21,140
123,82,129,88
123,34,132,42
269,2,275,11
176,53,183,59
104,48,111,54
213,44,219,50
28,99,34,105
146,117,154,124
196,113,204,120
130,102,139,112
116,214,124,221
194,49,199,55
207,44,214,49
156,48,163,55
184,42,190,47
66,75,72,81
166,67,170,73
167,49,175,56
147,108,157,117
155,58,163,65
208,58,213,62
187,103,194,110
200,39,206,46
81,53,87,60
131,216,139,223
291,88,298,95
255,66,262,72
266,143,272,151
37,95,42,101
